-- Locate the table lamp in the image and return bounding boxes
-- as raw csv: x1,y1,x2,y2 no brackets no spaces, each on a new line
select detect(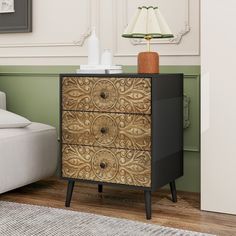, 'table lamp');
122,6,174,73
